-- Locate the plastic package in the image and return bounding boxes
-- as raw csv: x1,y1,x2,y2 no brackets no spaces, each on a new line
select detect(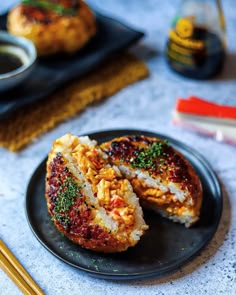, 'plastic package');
173,96,236,145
